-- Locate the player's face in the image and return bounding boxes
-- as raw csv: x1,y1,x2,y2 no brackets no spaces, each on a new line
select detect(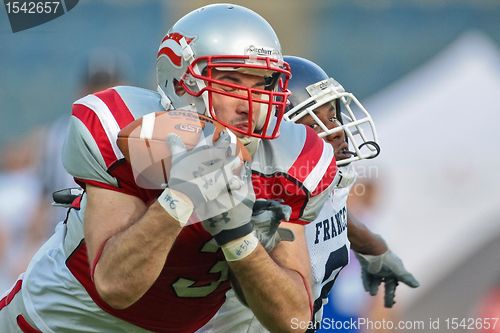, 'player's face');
210,69,268,138
297,103,351,161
